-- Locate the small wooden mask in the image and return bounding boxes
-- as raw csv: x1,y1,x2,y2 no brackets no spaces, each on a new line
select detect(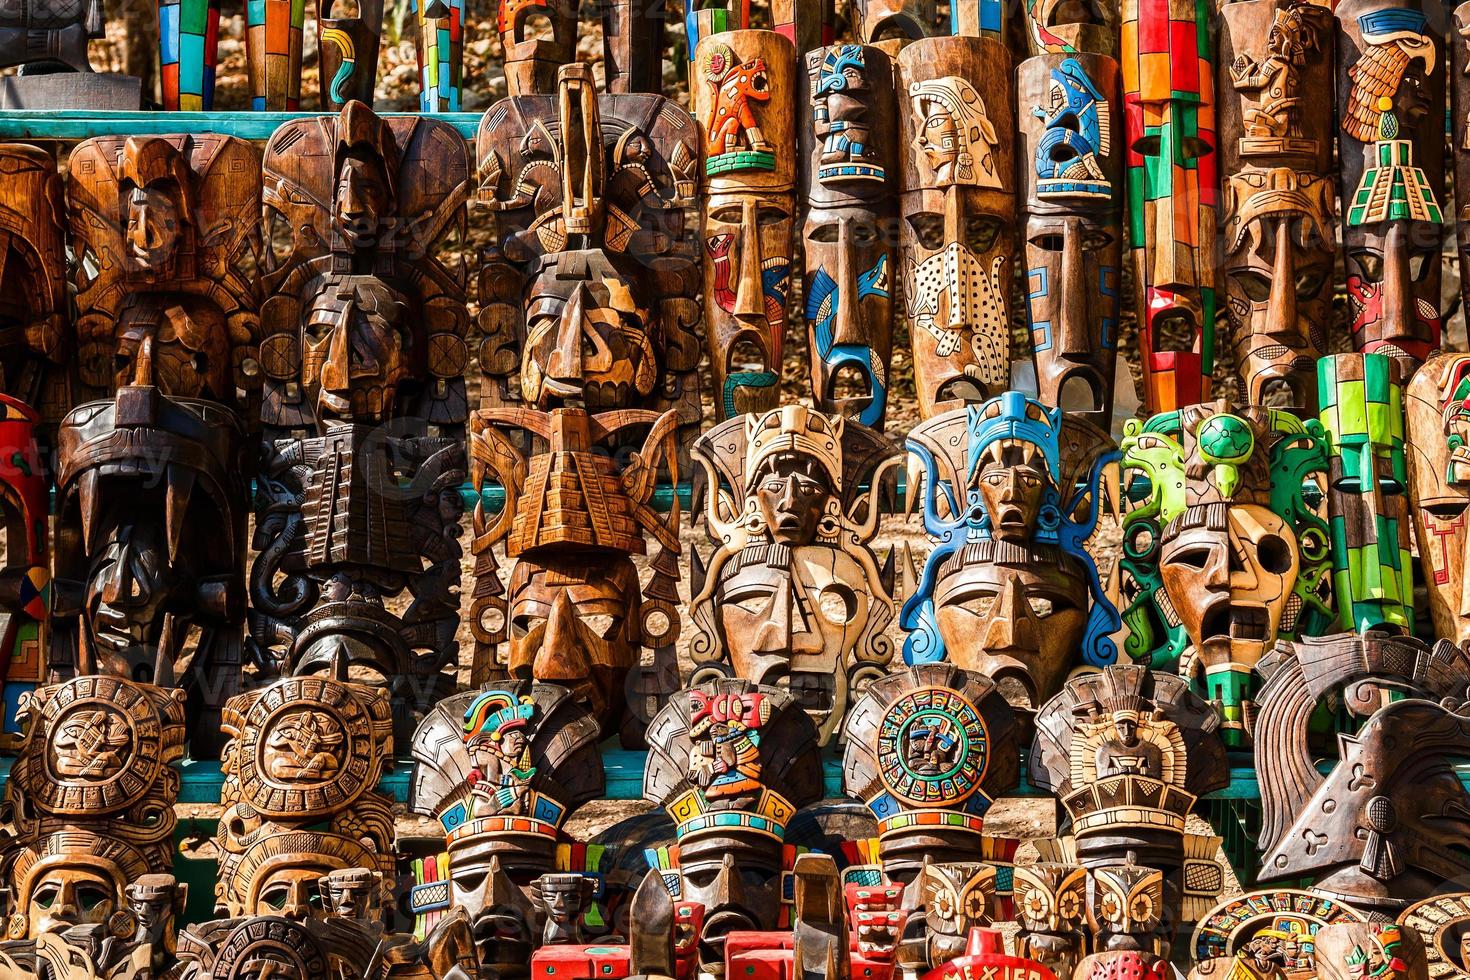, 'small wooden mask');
1022,0,1114,56
1087,862,1168,956
1122,0,1218,413
898,35,1017,419
689,405,899,744
500,0,577,97
1338,0,1446,372
1014,864,1088,980
1219,0,1336,411
1406,352,1470,644
1315,924,1430,980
